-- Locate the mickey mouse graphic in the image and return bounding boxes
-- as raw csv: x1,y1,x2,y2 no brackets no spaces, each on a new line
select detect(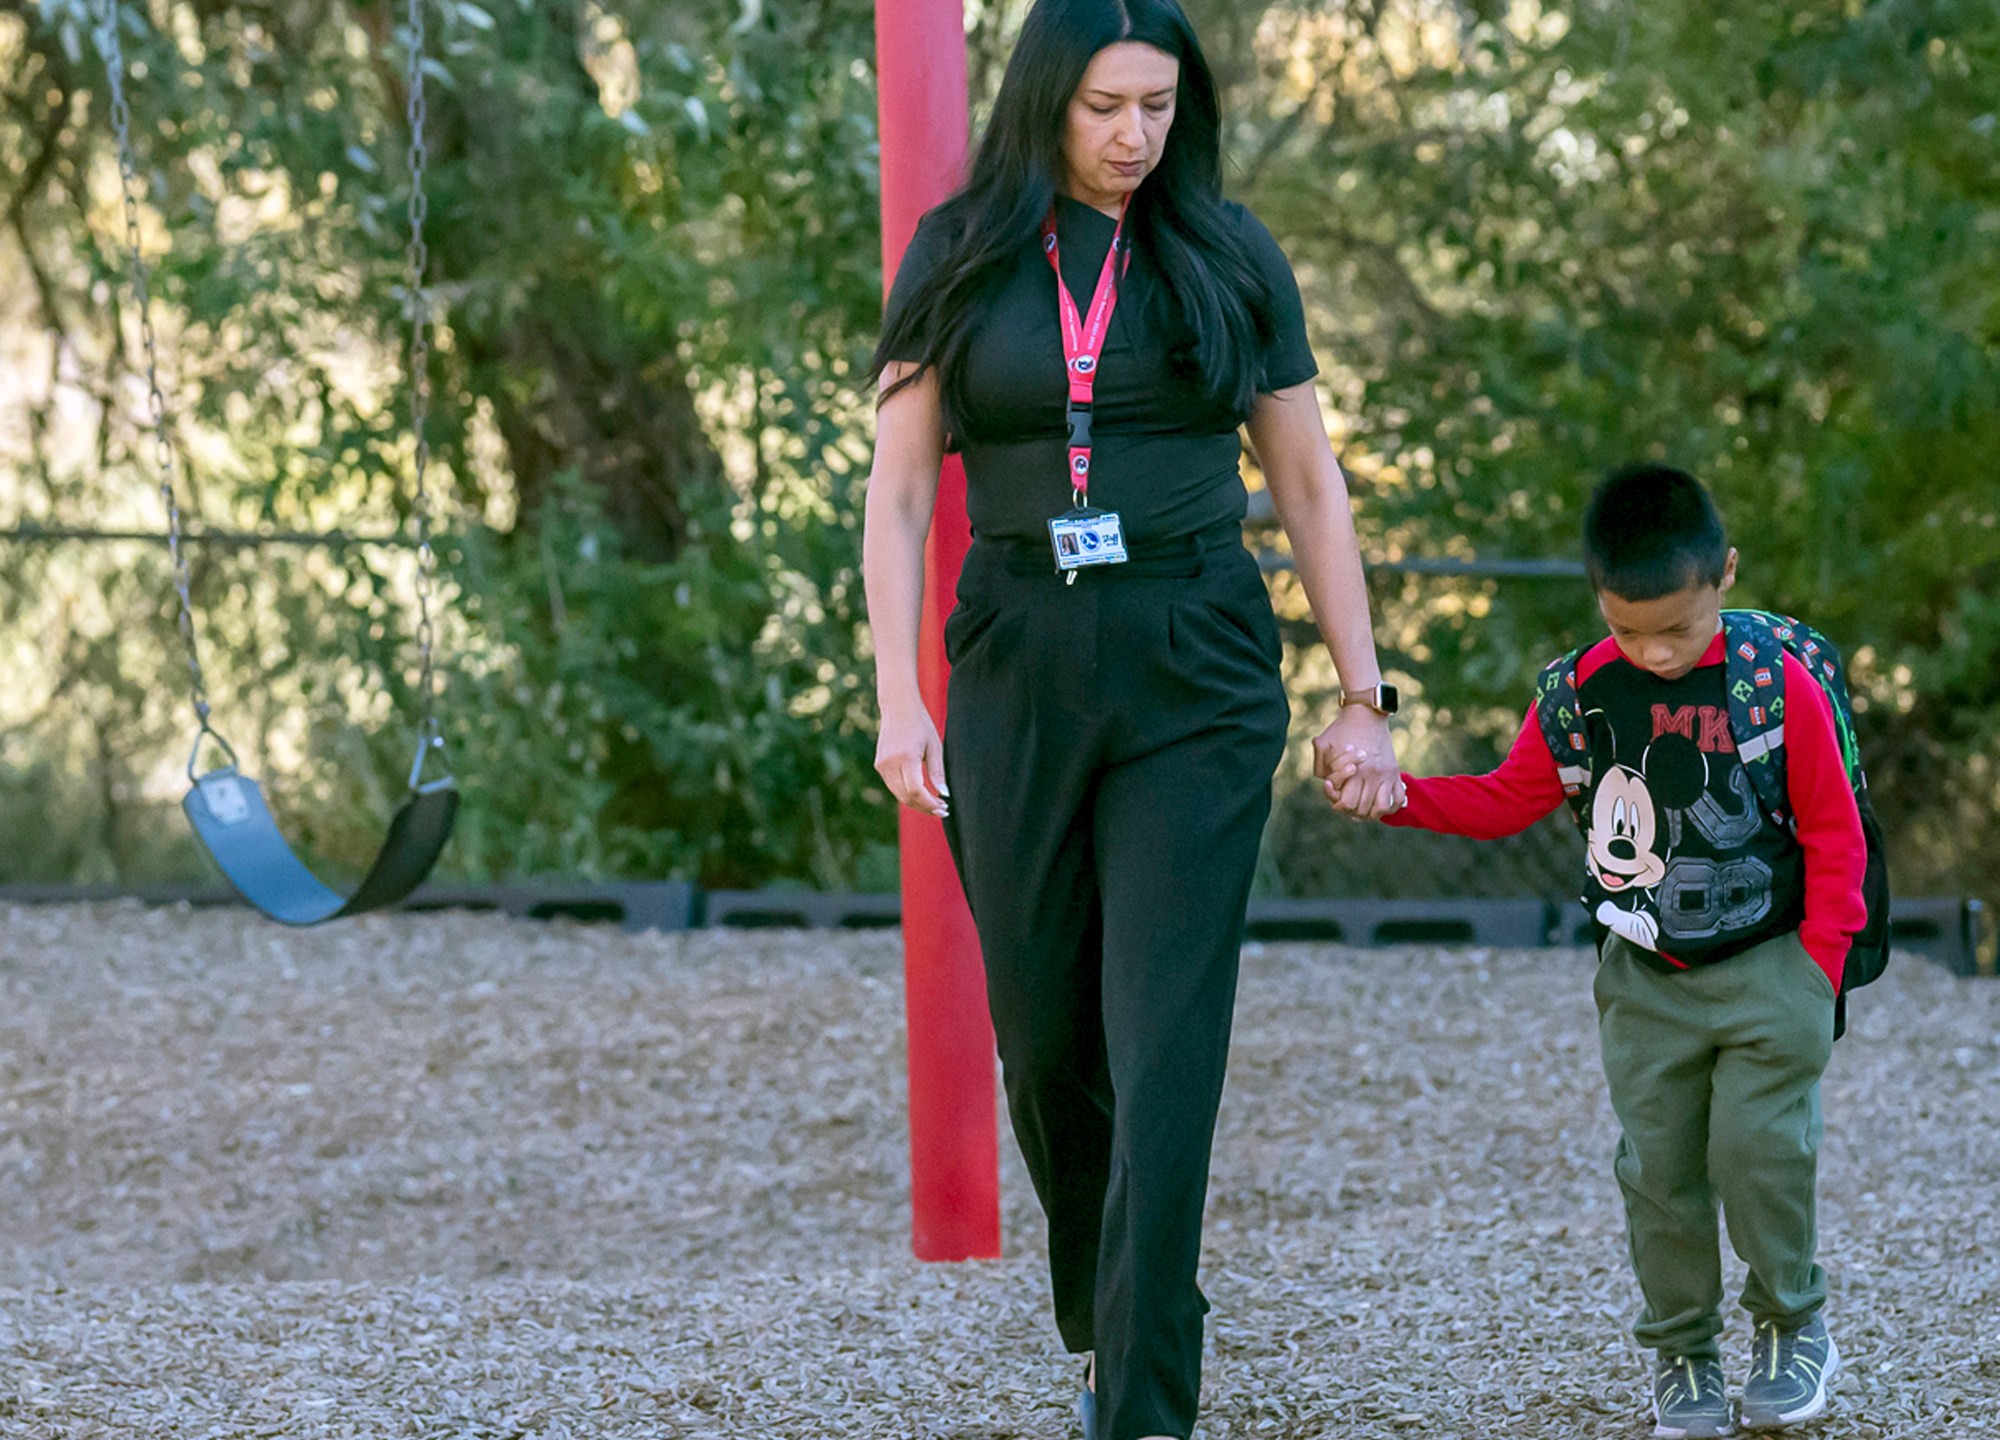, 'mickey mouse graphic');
1587,764,1667,950
1582,714,1709,953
